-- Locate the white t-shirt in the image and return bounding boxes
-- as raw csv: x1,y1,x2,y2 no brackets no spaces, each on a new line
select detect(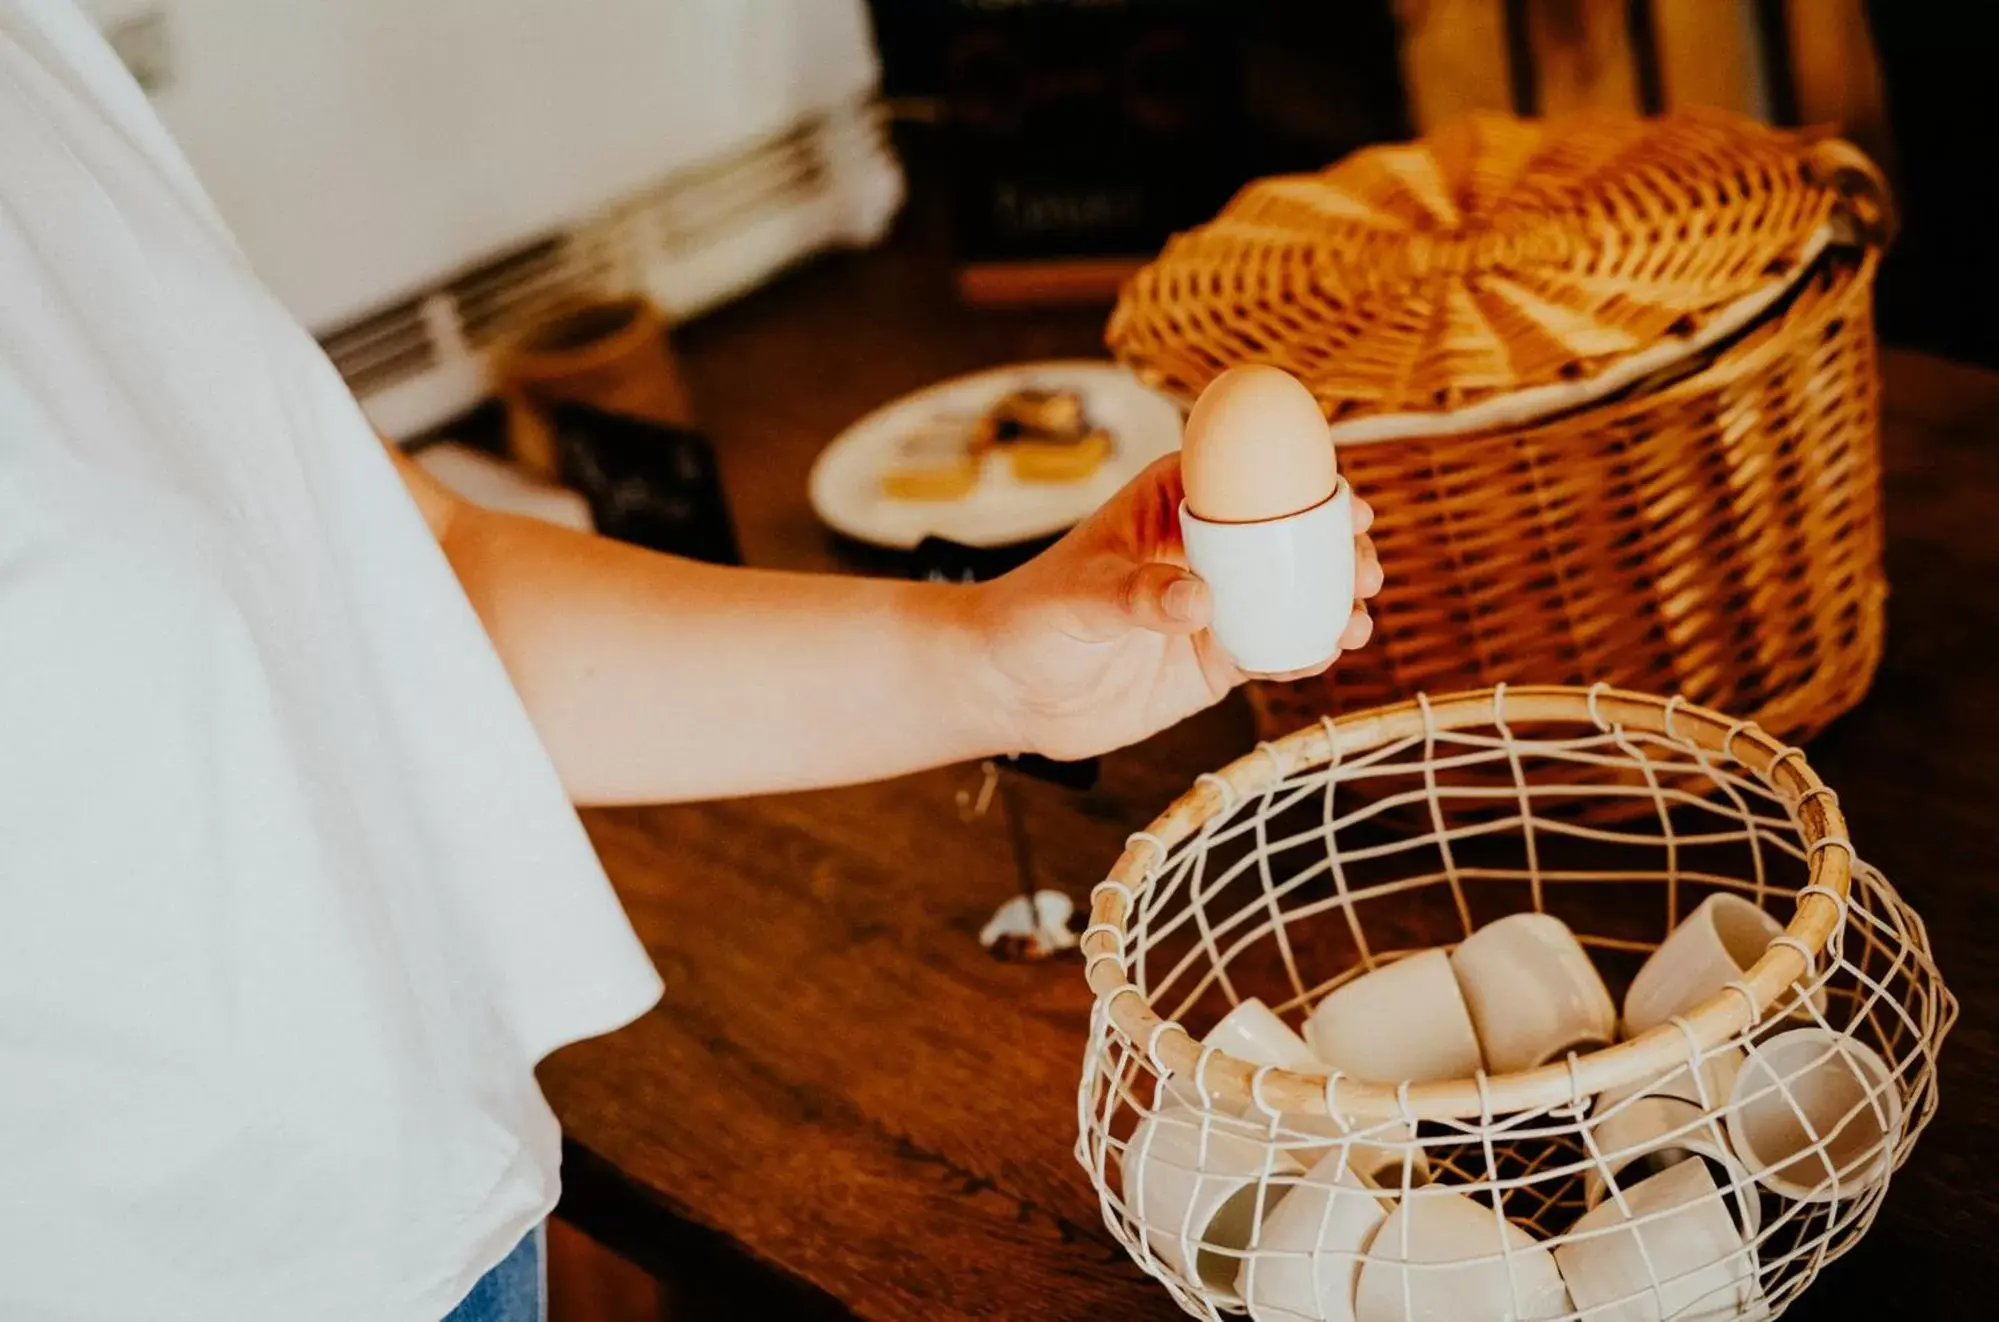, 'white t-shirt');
0,4,666,1319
